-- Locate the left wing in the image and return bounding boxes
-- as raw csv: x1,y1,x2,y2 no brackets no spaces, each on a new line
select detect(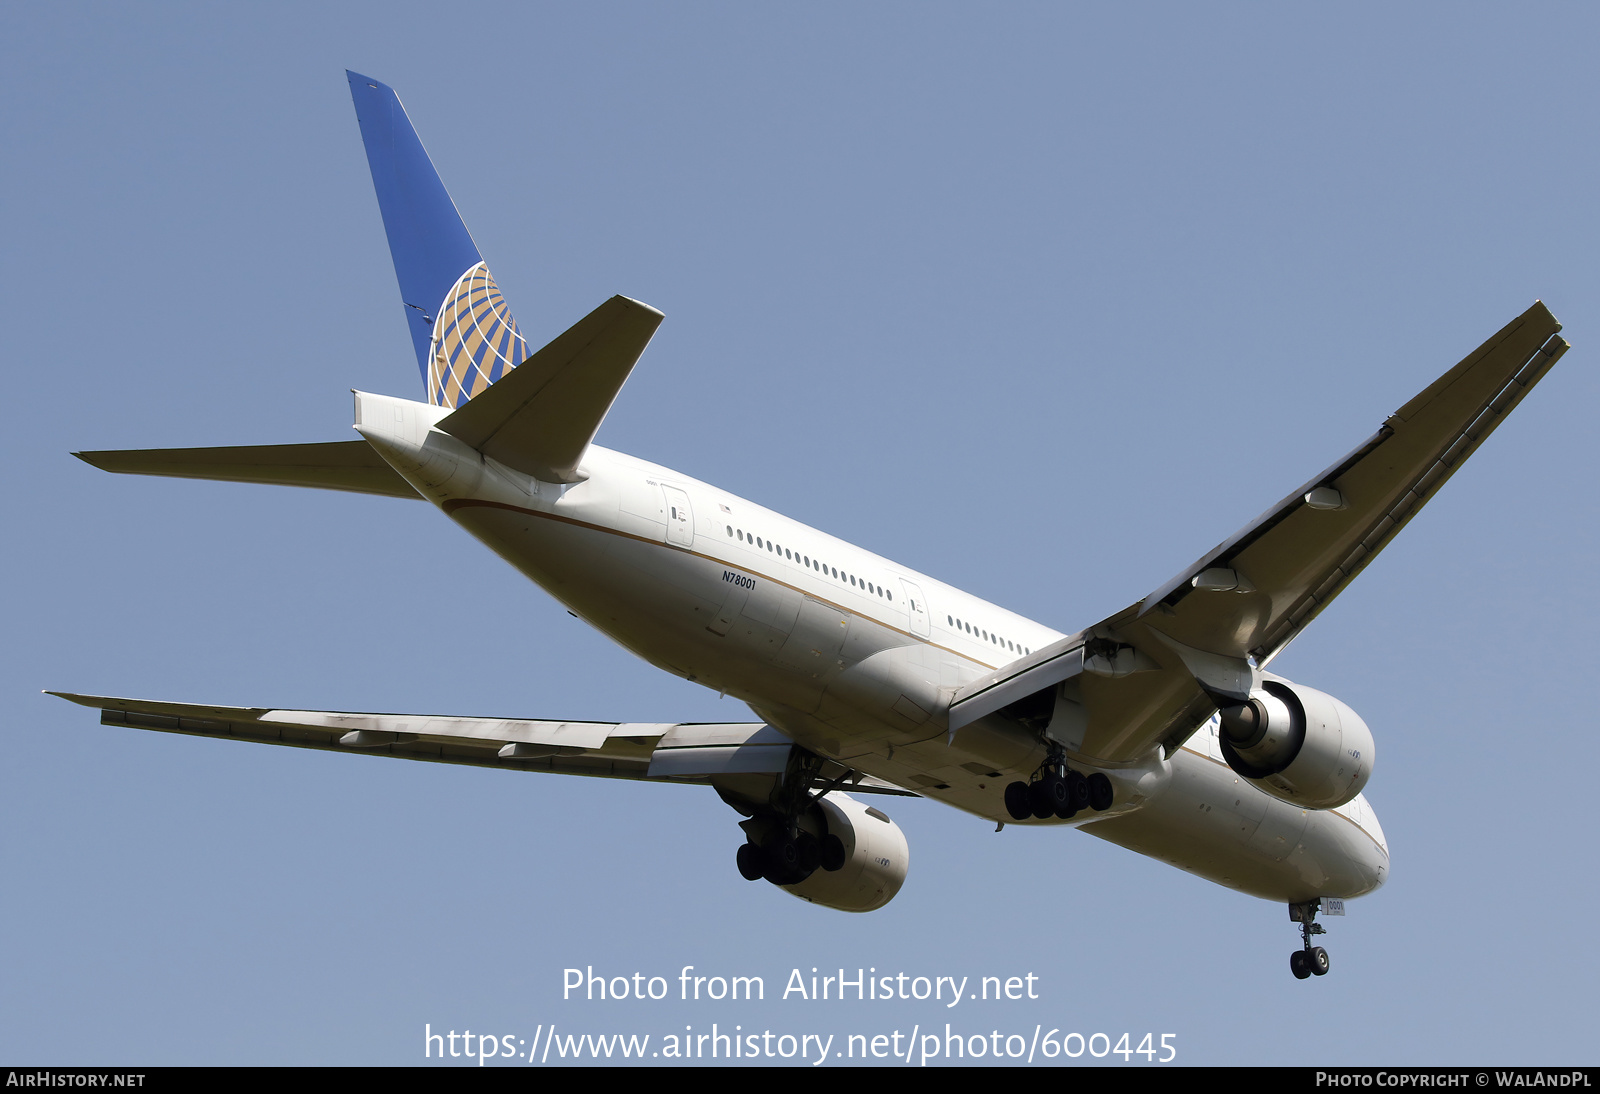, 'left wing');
49,693,914,796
